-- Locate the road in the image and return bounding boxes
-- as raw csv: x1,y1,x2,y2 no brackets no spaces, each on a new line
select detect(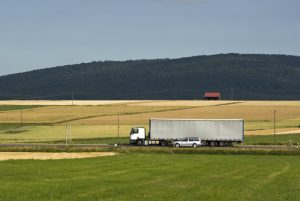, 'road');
0,143,299,150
